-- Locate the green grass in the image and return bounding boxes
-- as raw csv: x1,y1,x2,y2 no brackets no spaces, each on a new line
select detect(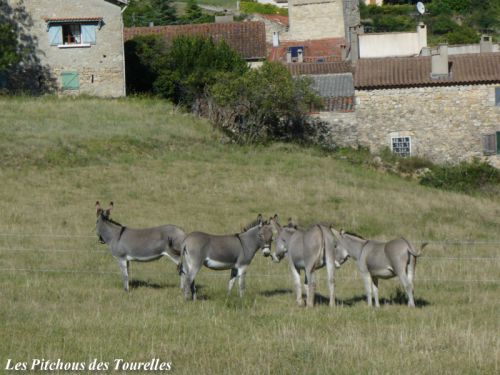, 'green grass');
0,96,499,374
